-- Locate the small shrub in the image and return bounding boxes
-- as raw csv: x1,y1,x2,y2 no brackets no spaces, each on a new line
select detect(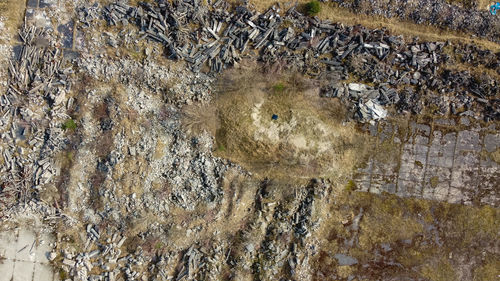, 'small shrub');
345,180,356,192
272,82,285,92
305,0,321,16
62,119,77,130
59,269,68,280
429,176,439,188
